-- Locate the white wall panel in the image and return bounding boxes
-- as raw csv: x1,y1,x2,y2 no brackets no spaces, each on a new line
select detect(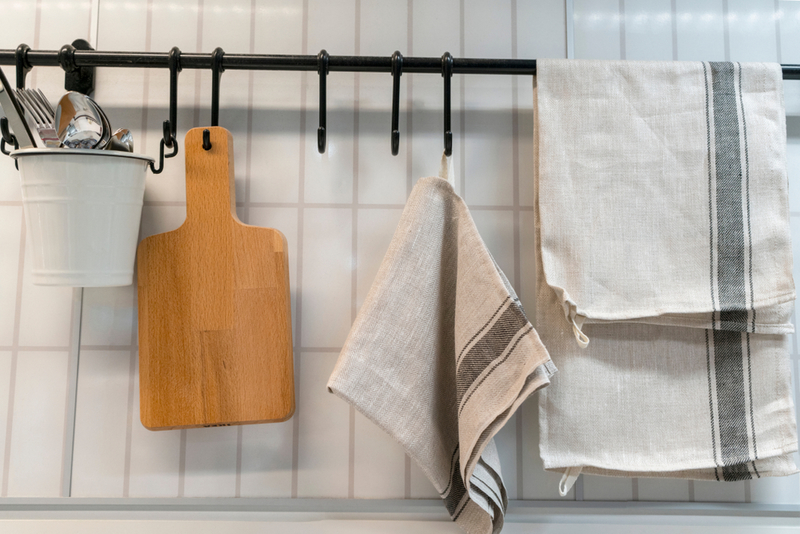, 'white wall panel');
584,475,634,501
0,209,22,347
296,352,350,498
624,0,674,60
727,0,779,62
779,0,800,63
674,0,726,61
17,243,73,348
5,351,68,497
0,352,11,494
80,287,135,348
1,0,799,530
573,0,623,60
409,0,462,194
694,480,746,502
71,350,131,497
463,0,514,206
304,0,357,205
183,426,239,498
249,0,304,206
127,362,182,498
357,0,408,206
239,418,294,498
300,208,353,349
